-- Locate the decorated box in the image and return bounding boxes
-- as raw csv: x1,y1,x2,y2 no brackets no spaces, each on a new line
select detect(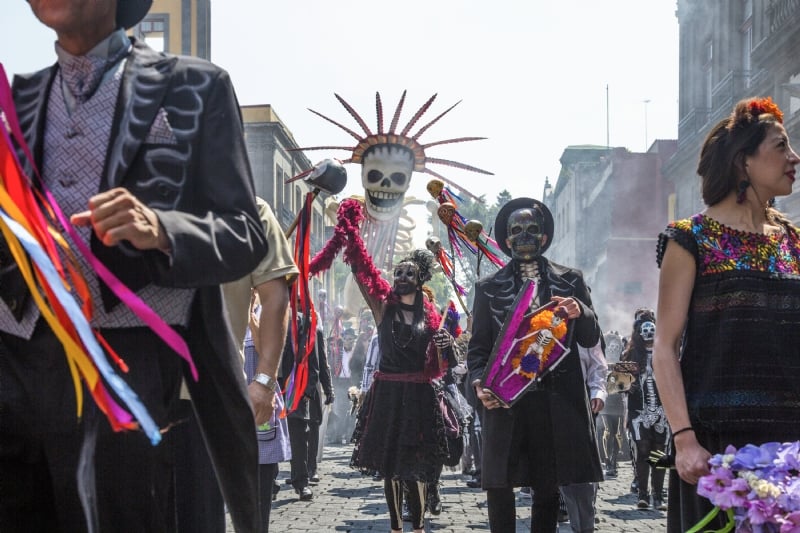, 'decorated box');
480,280,573,407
